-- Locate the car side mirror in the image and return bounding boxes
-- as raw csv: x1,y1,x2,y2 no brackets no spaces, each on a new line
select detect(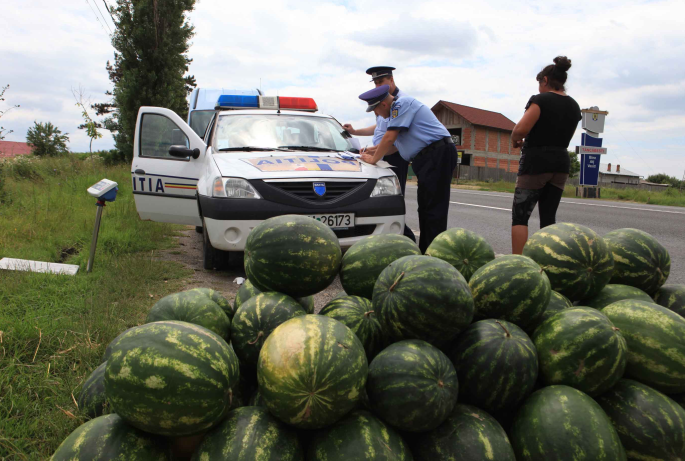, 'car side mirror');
169,145,200,159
